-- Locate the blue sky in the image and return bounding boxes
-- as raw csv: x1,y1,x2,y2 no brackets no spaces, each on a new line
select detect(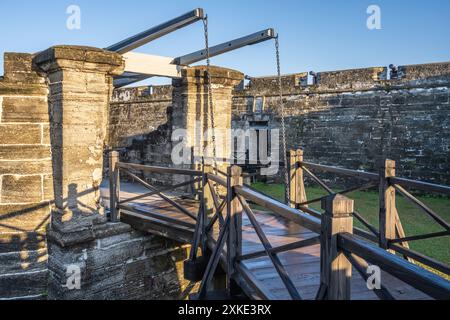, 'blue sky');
0,0,449,85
